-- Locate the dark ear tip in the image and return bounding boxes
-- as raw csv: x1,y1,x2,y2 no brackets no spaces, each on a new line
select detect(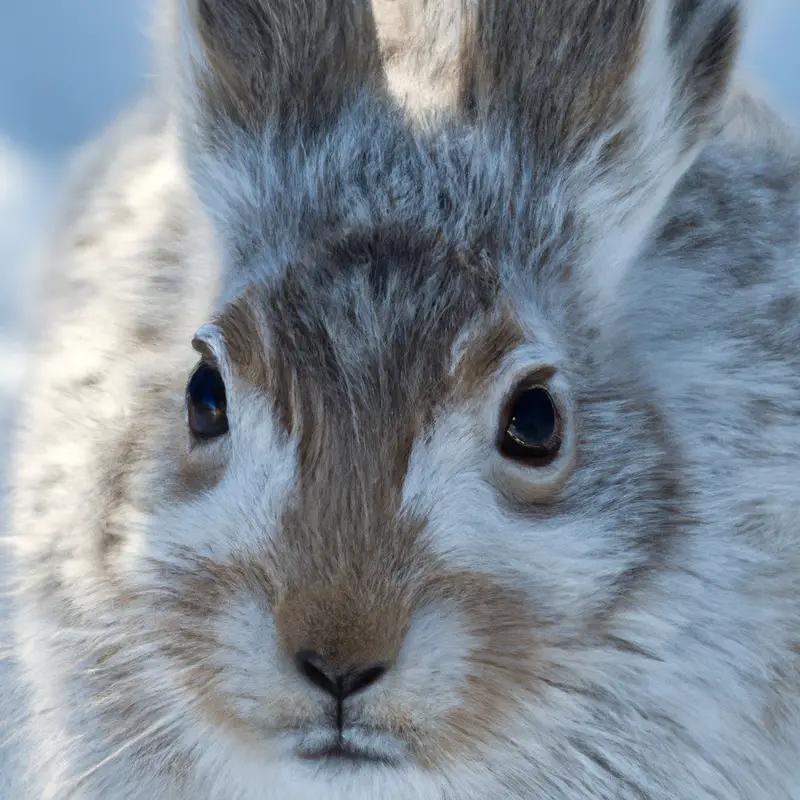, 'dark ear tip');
681,2,742,123
192,0,217,37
